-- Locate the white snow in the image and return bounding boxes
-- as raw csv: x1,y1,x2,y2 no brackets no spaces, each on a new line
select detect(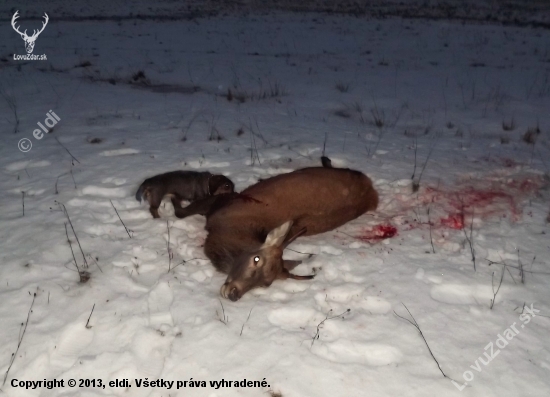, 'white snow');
1,2,550,397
